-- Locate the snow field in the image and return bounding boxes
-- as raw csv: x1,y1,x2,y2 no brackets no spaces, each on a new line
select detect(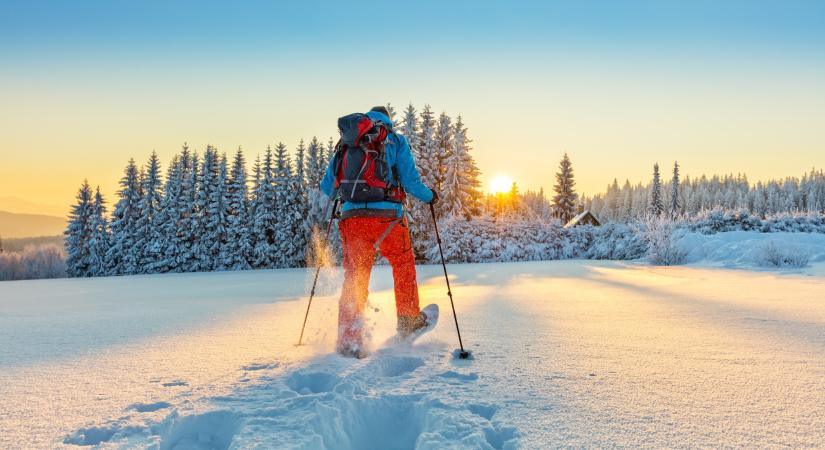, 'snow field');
2,260,824,448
